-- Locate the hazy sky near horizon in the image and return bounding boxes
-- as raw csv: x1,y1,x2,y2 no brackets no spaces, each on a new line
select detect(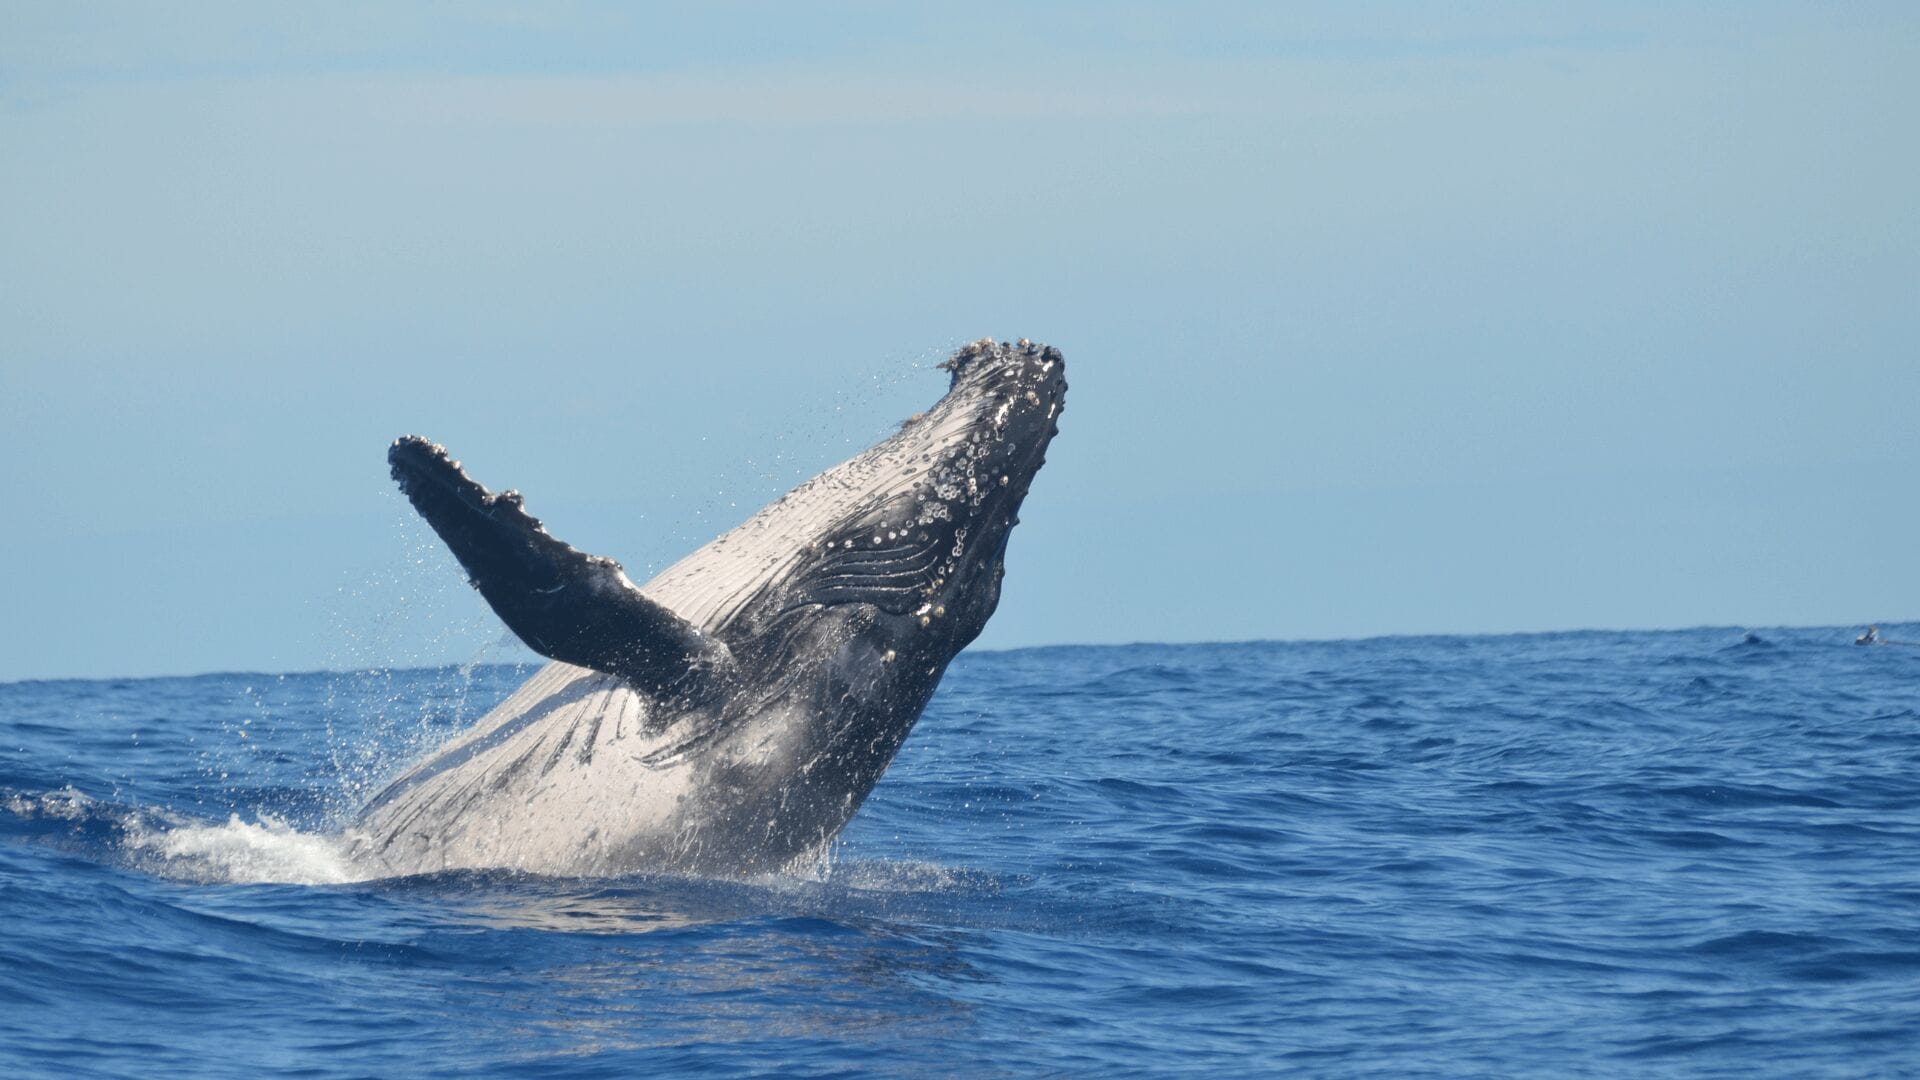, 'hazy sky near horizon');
3,3,1916,680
